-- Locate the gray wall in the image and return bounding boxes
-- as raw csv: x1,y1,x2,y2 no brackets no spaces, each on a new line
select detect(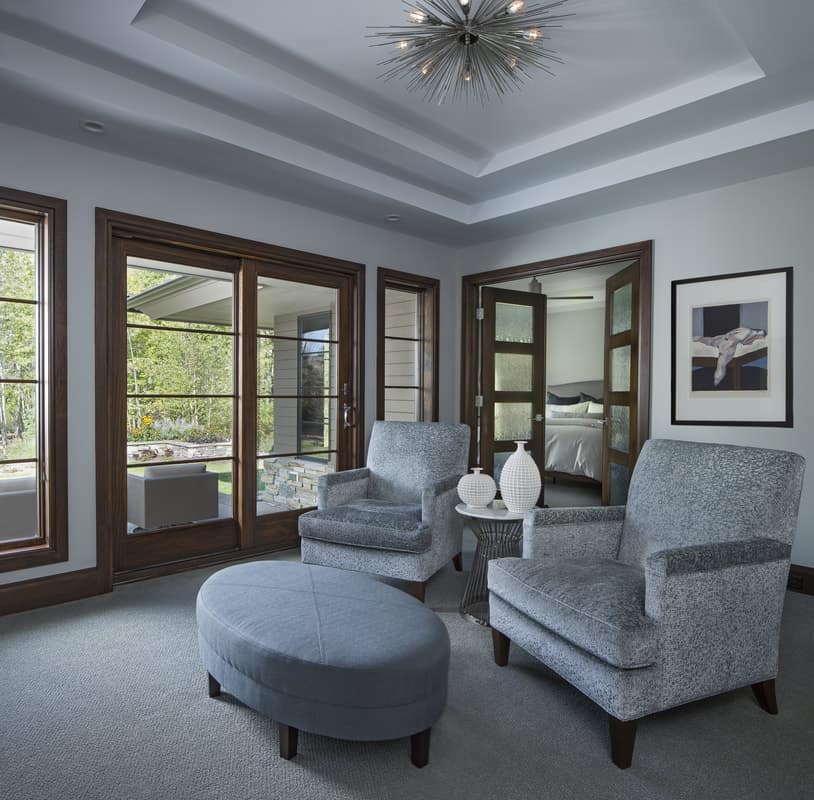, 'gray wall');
547,307,606,387
455,166,814,567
